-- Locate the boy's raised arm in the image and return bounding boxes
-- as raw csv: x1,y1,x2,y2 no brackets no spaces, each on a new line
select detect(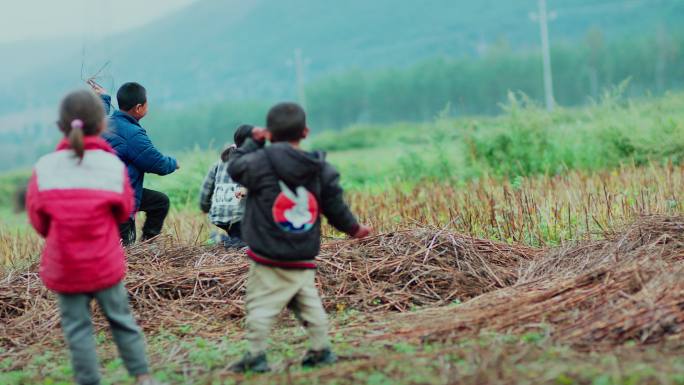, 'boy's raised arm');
87,80,112,115
100,94,112,115
228,130,265,190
